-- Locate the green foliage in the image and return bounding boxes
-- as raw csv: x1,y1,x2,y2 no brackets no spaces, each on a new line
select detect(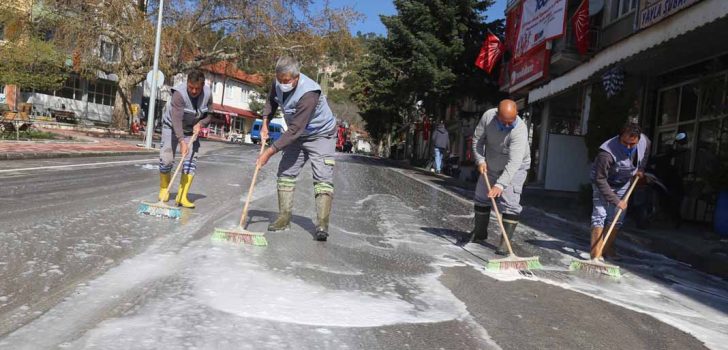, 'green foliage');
0,37,68,91
350,0,503,141
0,6,67,91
